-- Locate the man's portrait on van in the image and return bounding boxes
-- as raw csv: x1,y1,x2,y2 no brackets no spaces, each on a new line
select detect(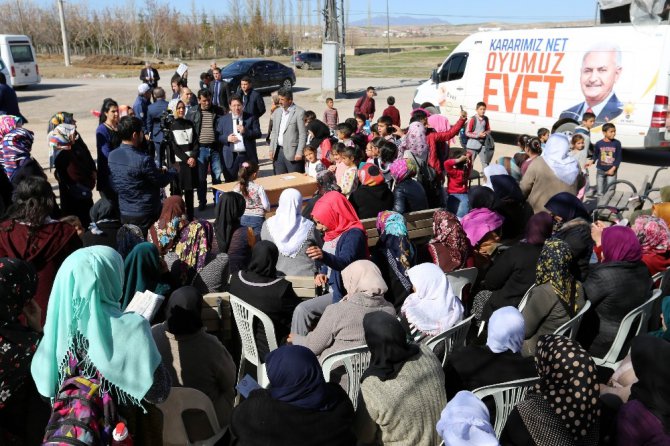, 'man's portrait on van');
559,43,624,125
